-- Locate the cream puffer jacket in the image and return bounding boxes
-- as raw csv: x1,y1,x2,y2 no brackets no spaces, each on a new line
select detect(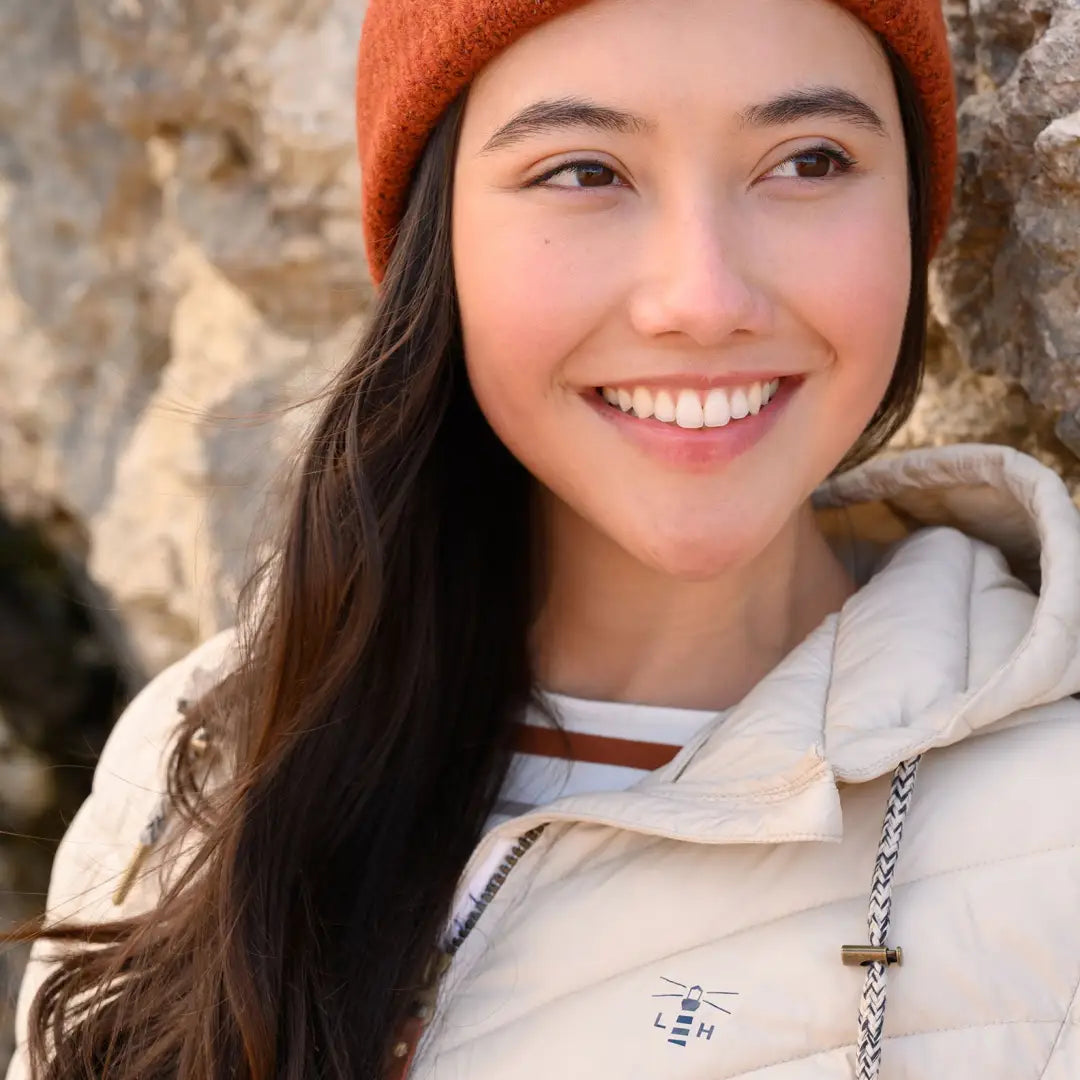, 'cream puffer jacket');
8,444,1080,1080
